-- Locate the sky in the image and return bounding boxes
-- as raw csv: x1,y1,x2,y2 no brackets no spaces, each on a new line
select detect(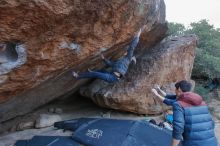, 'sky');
164,0,220,28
